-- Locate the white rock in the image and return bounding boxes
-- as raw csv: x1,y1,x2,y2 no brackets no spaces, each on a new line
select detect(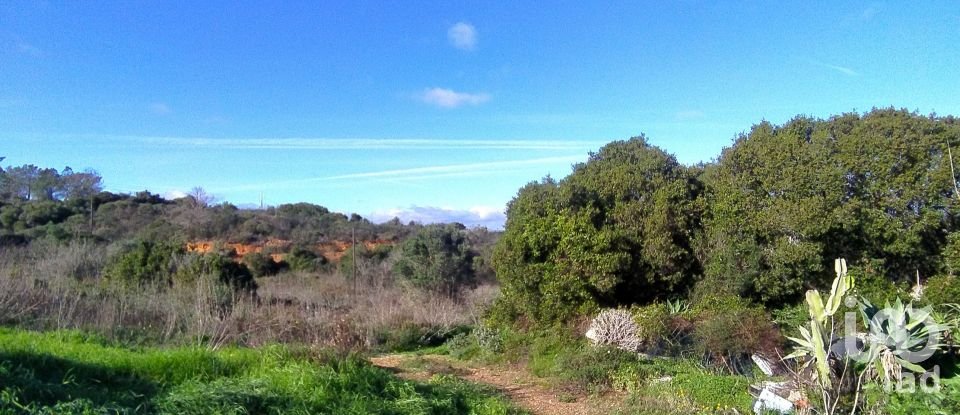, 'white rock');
753,388,794,414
